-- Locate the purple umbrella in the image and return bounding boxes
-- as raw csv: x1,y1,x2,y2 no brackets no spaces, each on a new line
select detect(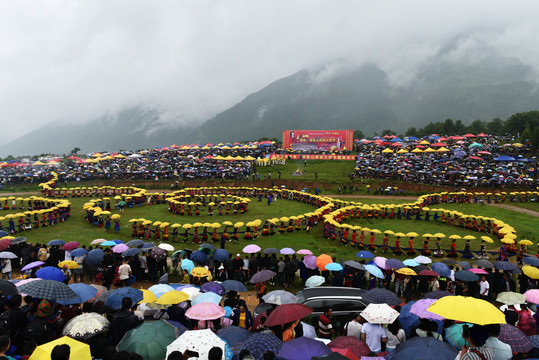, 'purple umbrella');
373,256,387,269
280,248,295,255
112,244,130,254
303,255,317,270
410,299,445,321
21,261,45,272
386,259,405,270
201,281,226,296
62,241,80,251
250,270,275,284
151,247,168,261
243,244,261,253
278,336,332,360
36,266,65,282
